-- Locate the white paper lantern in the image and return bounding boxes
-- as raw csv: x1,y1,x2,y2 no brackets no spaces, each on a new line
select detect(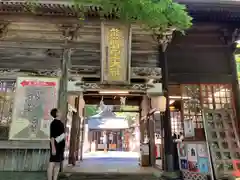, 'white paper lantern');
79,94,85,107
78,94,85,117
151,96,166,112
